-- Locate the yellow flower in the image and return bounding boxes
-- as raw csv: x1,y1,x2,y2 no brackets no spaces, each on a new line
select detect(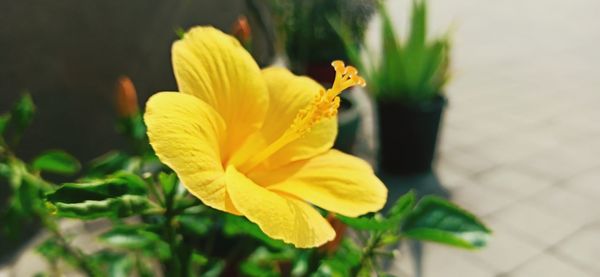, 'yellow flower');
144,26,387,248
